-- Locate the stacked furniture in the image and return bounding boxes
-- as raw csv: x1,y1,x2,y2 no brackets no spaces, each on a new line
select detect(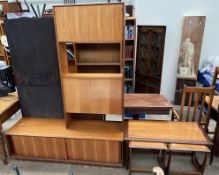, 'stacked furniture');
5,3,124,166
